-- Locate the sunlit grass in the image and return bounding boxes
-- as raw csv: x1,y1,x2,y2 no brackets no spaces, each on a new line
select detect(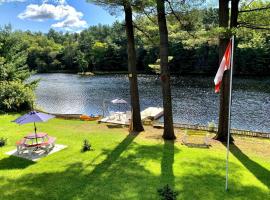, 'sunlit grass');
0,114,269,200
